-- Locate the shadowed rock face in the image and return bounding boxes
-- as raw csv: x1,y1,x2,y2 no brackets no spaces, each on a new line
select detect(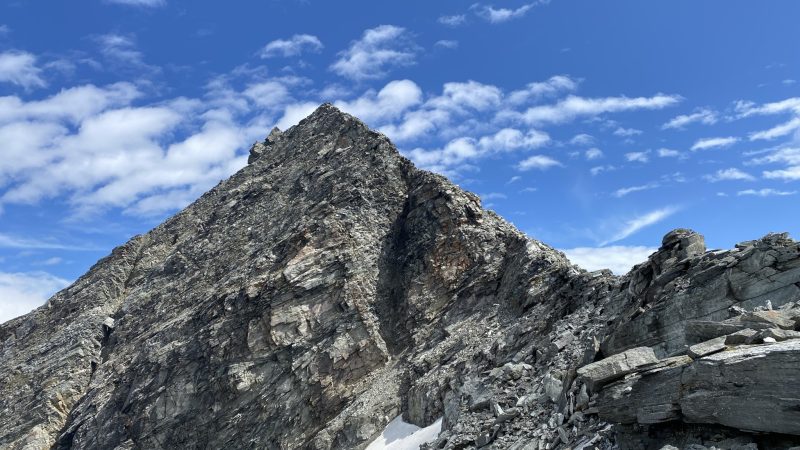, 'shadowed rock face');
1,105,798,450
